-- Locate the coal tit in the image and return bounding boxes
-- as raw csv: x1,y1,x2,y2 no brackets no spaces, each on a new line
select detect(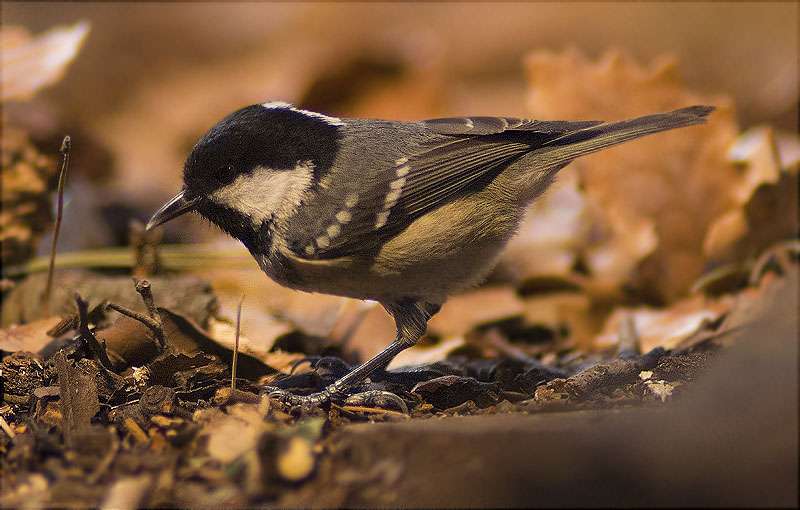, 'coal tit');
147,101,714,405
